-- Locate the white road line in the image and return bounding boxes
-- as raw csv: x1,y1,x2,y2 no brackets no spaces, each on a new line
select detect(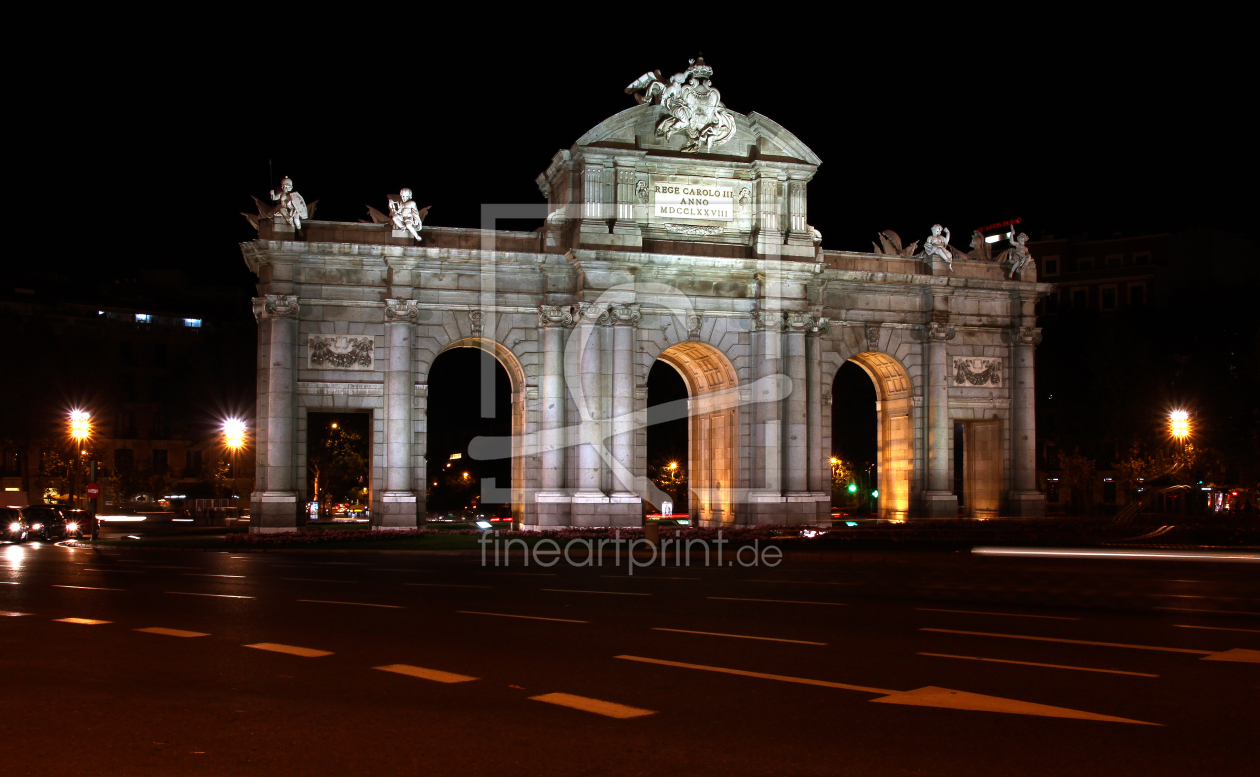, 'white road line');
615,655,895,694
282,578,357,583
652,627,826,645
53,585,125,591
457,610,588,623
375,664,478,683
921,628,1216,654
1174,624,1260,634
601,575,700,580
244,642,332,657
530,692,655,719
167,591,255,599
0,581,17,585
146,566,200,570
82,568,146,573
297,599,402,609
184,573,245,578
917,608,1080,621
1154,607,1260,616
488,572,557,576
709,597,847,606
919,652,1158,677
55,617,111,625
380,569,436,572
1,611,32,616
136,627,209,638
405,583,492,589
541,589,651,596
